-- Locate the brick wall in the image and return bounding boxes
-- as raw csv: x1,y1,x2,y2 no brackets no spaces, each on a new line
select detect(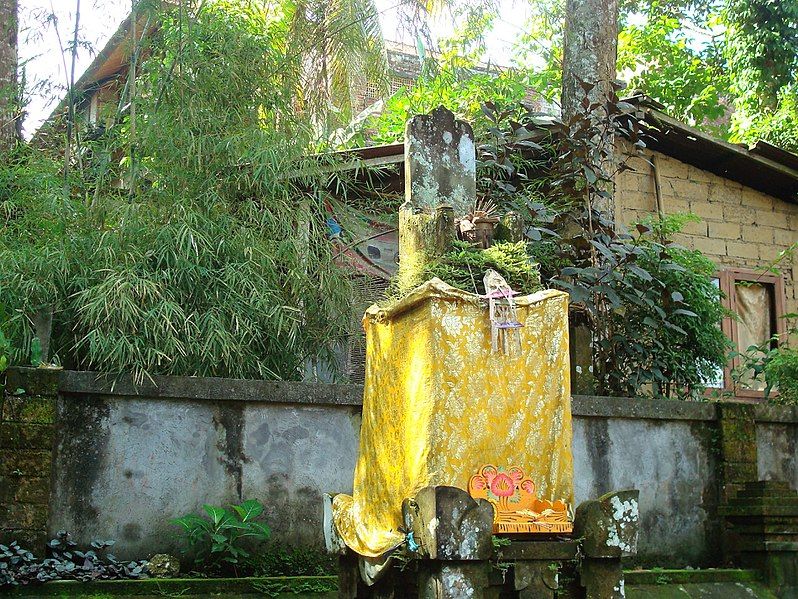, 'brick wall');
615,146,798,323
0,369,58,550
